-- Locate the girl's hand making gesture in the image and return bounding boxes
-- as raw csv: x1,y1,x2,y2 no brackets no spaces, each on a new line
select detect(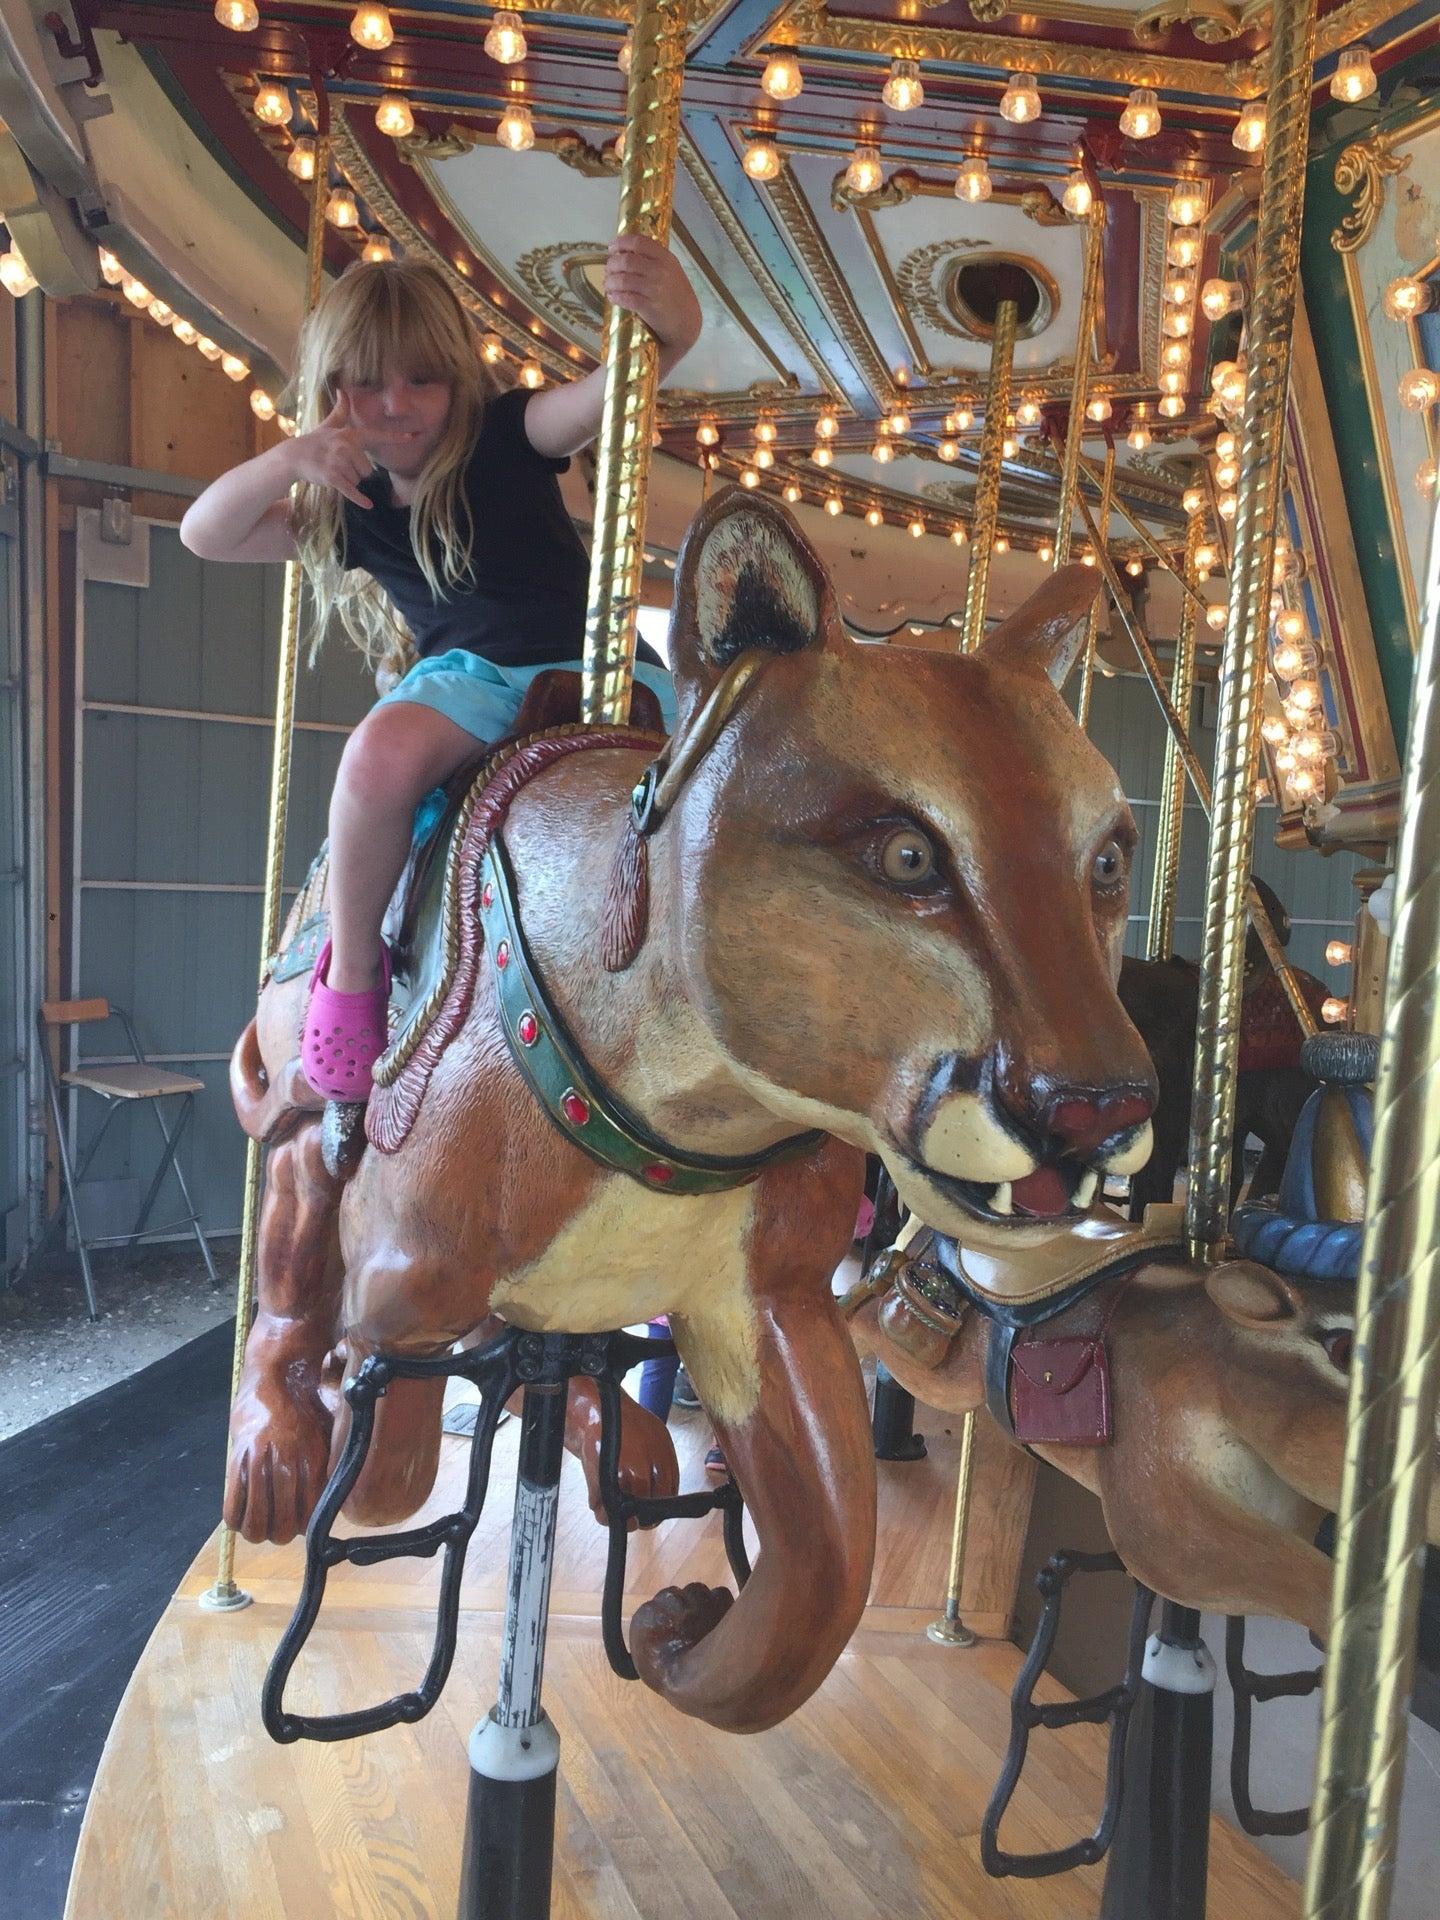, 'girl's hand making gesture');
285,392,373,509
